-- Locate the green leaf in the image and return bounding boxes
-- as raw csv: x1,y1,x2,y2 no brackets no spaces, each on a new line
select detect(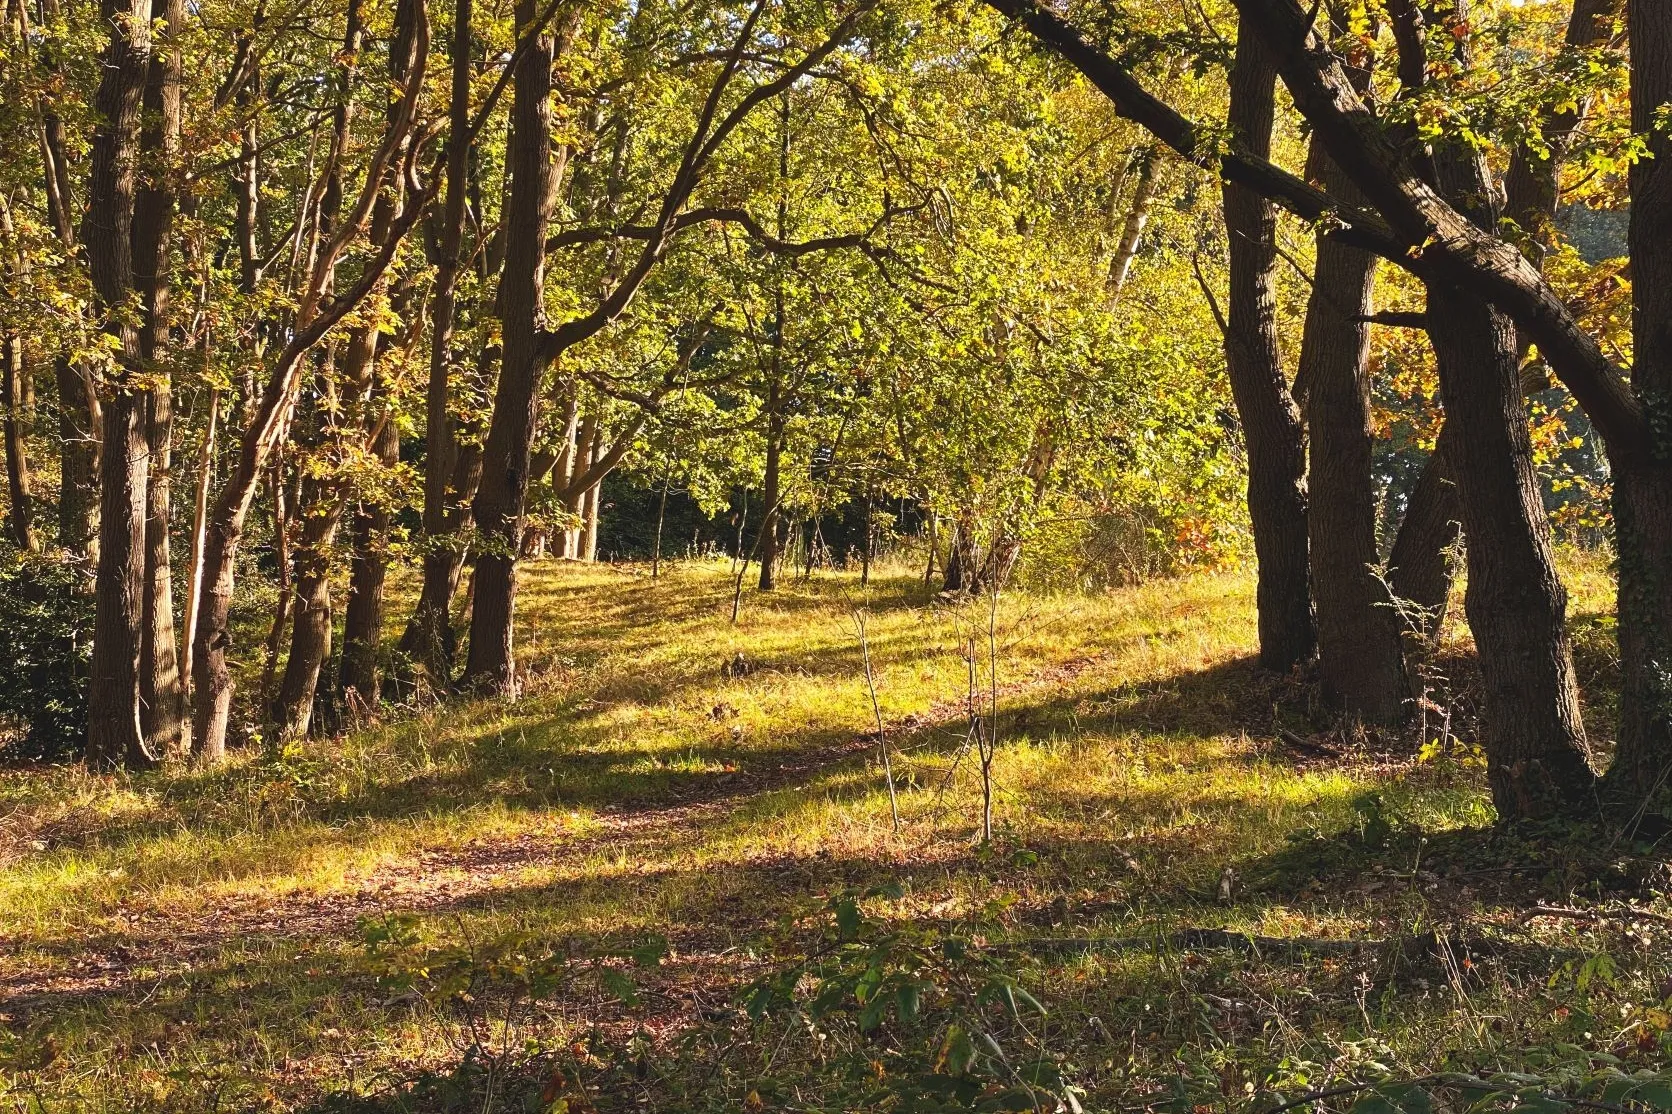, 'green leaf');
835,897,863,941
598,967,639,1006
629,935,670,967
